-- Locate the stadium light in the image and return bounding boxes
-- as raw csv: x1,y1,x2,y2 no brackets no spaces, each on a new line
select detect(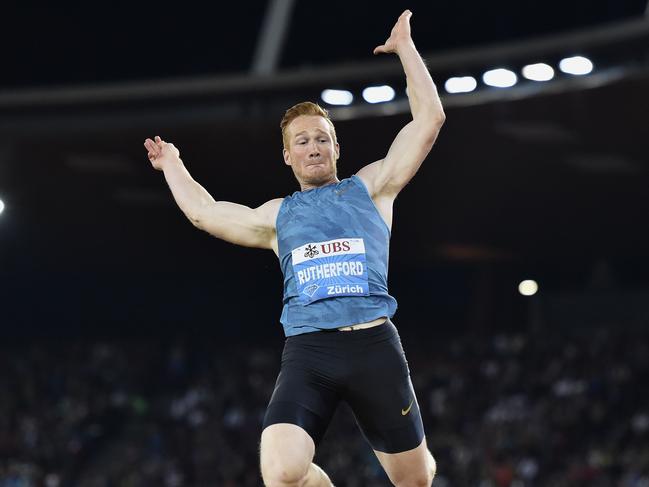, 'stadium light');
444,76,477,94
362,85,395,103
0,198,4,215
482,68,518,88
321,89,353,106
522,62,555,81
518,280,538,296
559,56,594,75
